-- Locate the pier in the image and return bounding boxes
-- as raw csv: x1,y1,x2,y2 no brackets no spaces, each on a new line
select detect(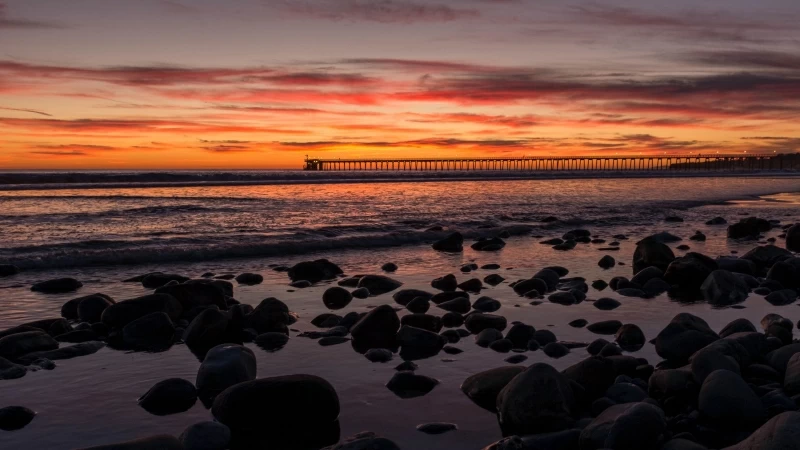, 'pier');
304,154,800,172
